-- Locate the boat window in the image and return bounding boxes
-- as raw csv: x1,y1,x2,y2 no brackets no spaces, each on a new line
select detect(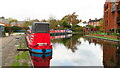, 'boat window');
32,23,49,33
